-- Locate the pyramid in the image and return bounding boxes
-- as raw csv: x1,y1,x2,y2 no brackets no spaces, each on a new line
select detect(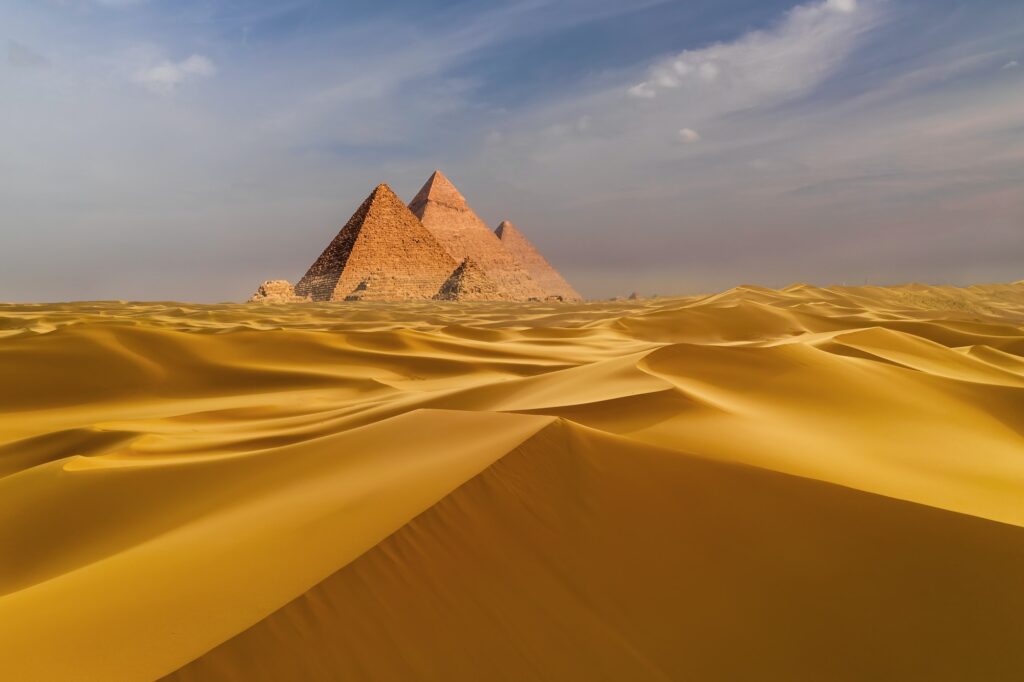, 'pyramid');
409,171,547,301
294,184,457,302
433,258,511,301
495,220,582,302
